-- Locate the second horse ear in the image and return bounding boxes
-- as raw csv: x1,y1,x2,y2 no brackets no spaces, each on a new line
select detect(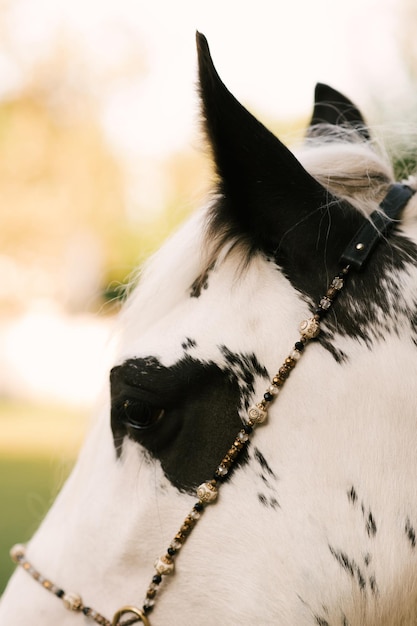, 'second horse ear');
307,83,370,141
